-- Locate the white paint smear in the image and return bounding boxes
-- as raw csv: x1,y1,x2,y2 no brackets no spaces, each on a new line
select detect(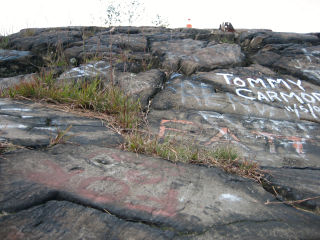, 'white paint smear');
219,193,242,202
199,111,224,121
34,127,56,131
1,108,31,112
0,124,28,129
